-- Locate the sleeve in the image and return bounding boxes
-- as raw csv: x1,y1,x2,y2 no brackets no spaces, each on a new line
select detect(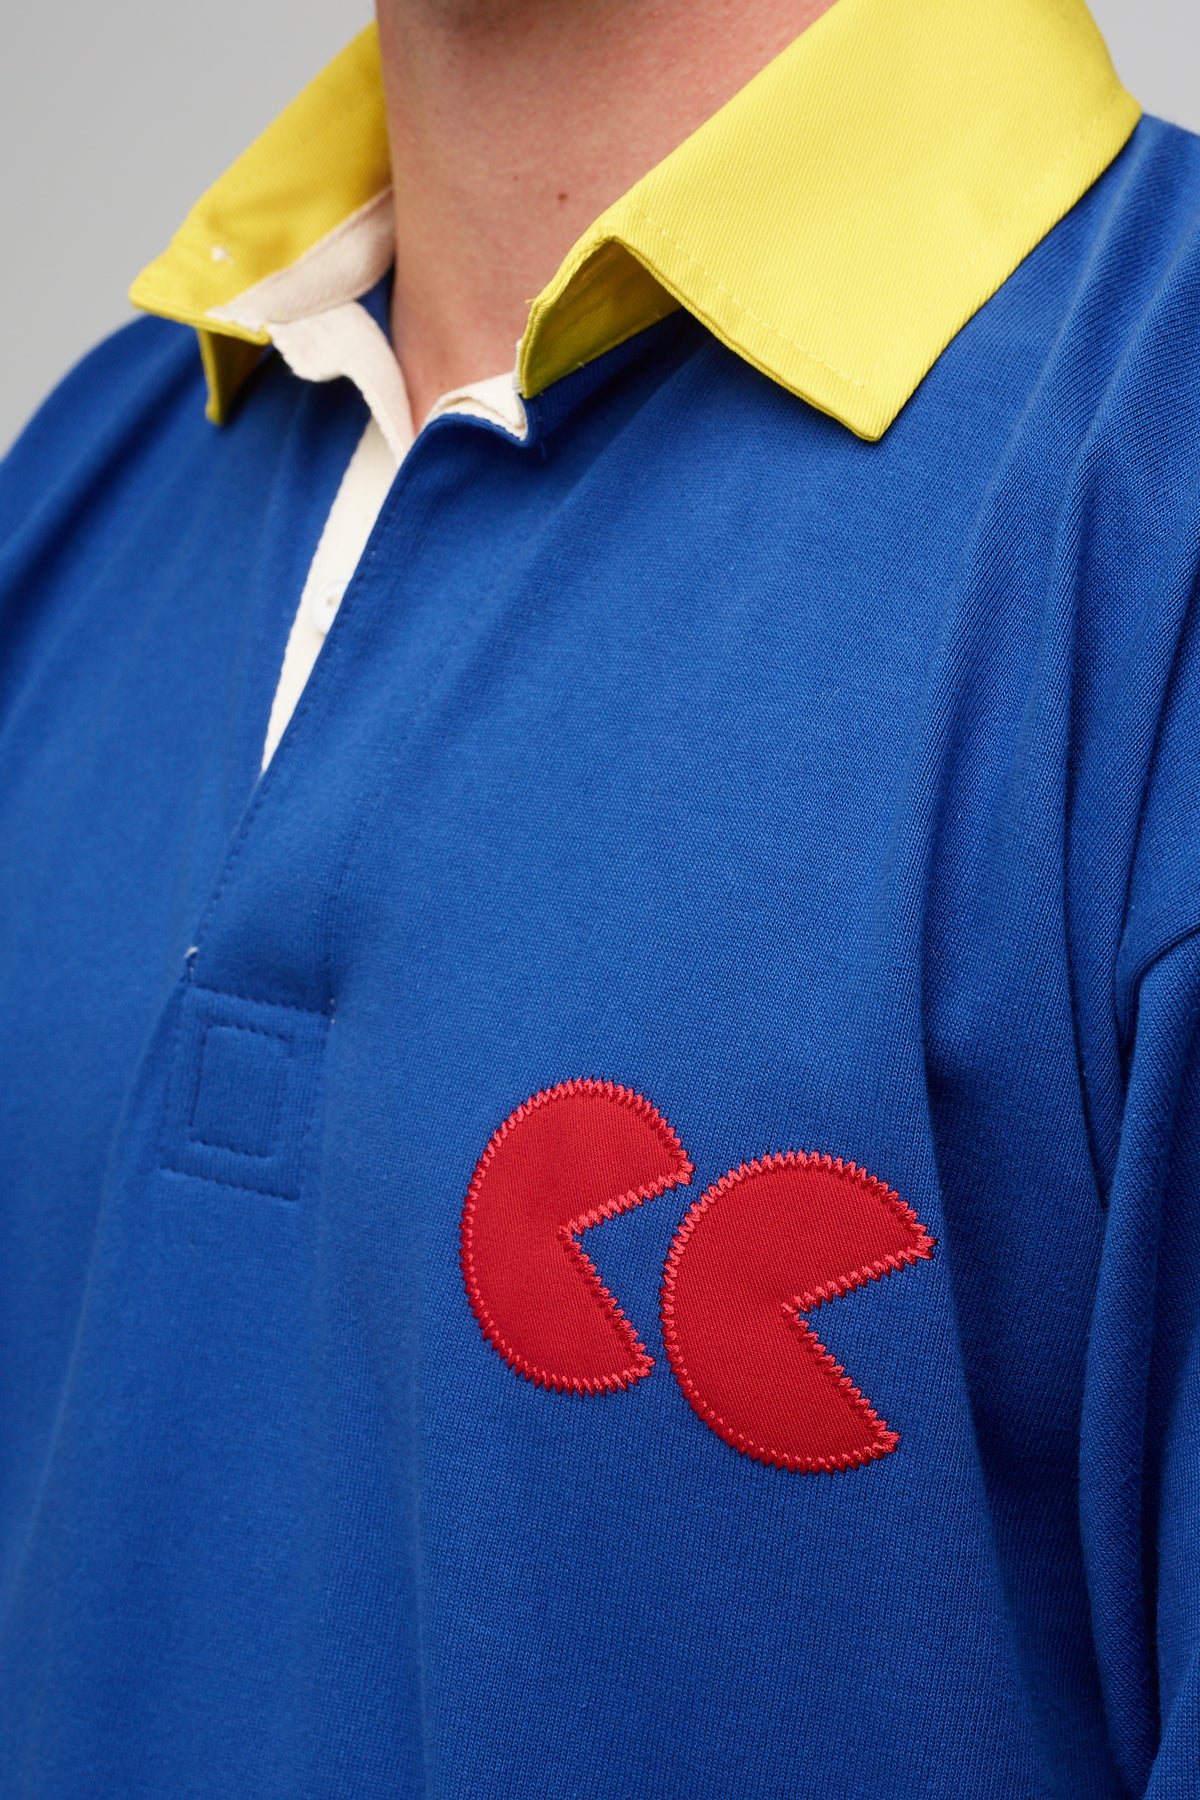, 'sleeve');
1083,925,1200,1797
